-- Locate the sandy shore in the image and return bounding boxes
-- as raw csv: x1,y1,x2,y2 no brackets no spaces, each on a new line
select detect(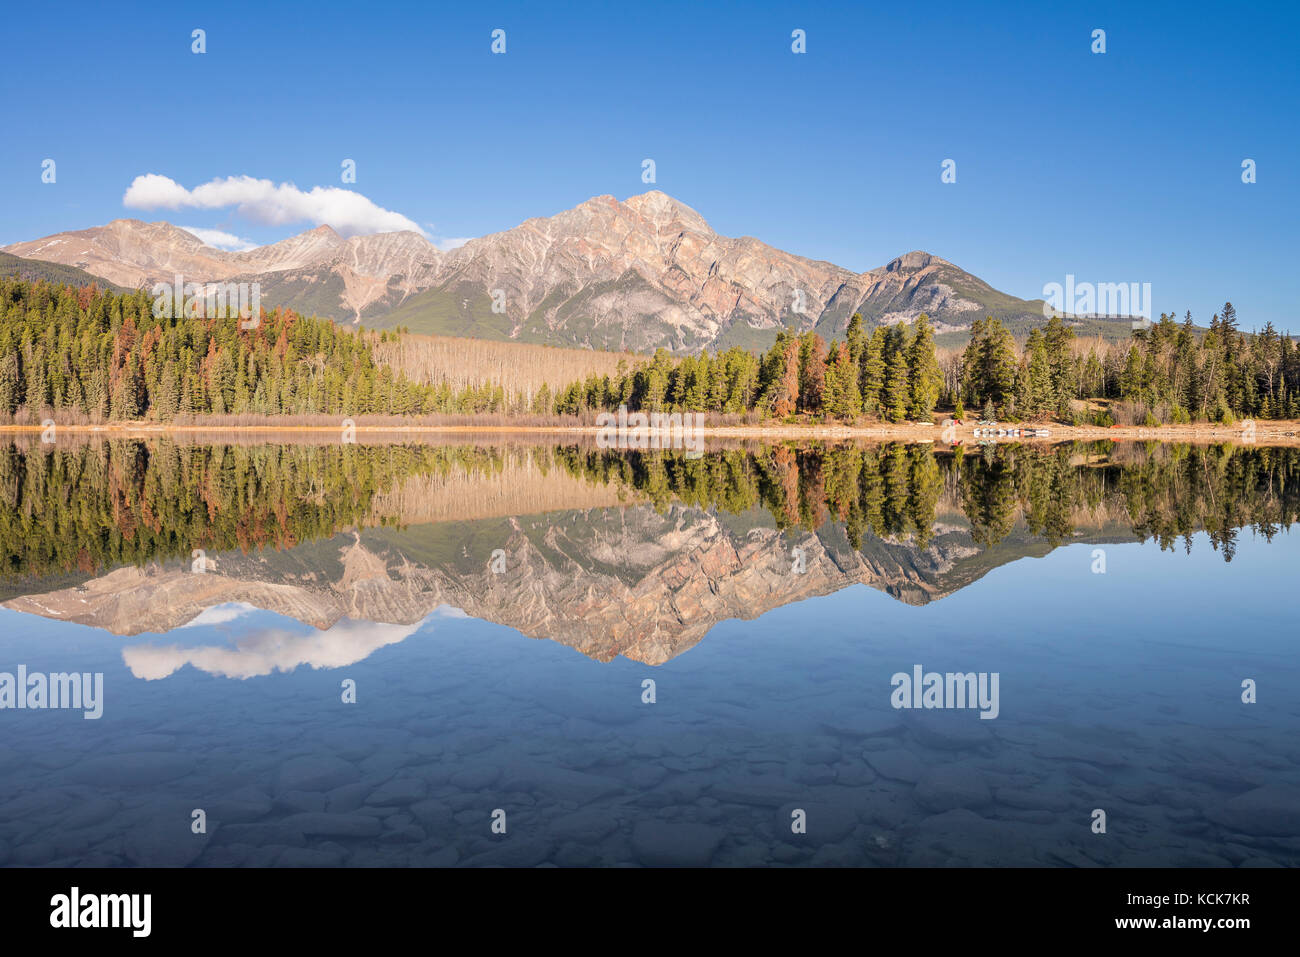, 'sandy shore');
2,419,1297,446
